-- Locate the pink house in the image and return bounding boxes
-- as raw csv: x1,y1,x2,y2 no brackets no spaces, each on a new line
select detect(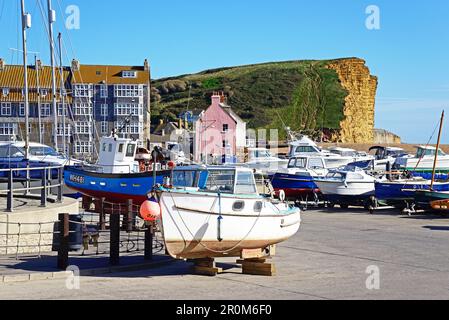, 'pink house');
194,92,247,164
